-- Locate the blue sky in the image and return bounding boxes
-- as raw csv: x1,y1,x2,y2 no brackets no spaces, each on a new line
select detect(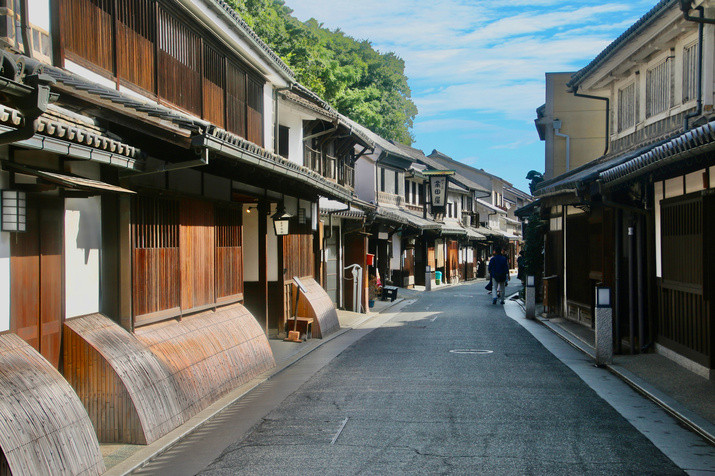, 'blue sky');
283,0,658,192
